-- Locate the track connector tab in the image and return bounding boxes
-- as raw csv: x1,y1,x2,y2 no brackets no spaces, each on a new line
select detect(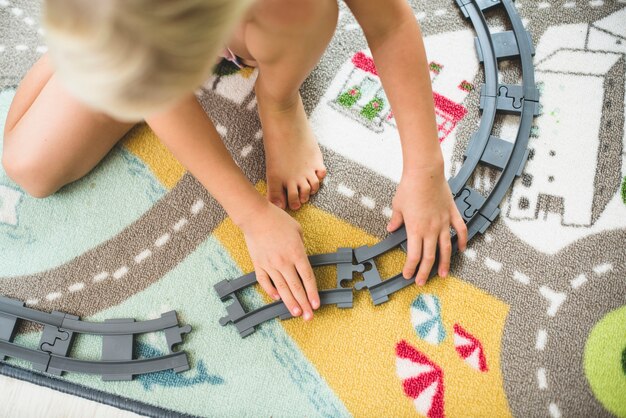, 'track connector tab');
336,248,366,288
37,311,78,376
456,0,503,19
